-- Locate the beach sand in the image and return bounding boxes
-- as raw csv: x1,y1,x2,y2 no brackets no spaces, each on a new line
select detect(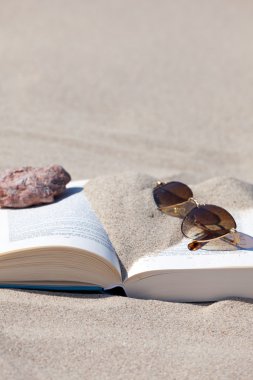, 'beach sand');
1,0,253,378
